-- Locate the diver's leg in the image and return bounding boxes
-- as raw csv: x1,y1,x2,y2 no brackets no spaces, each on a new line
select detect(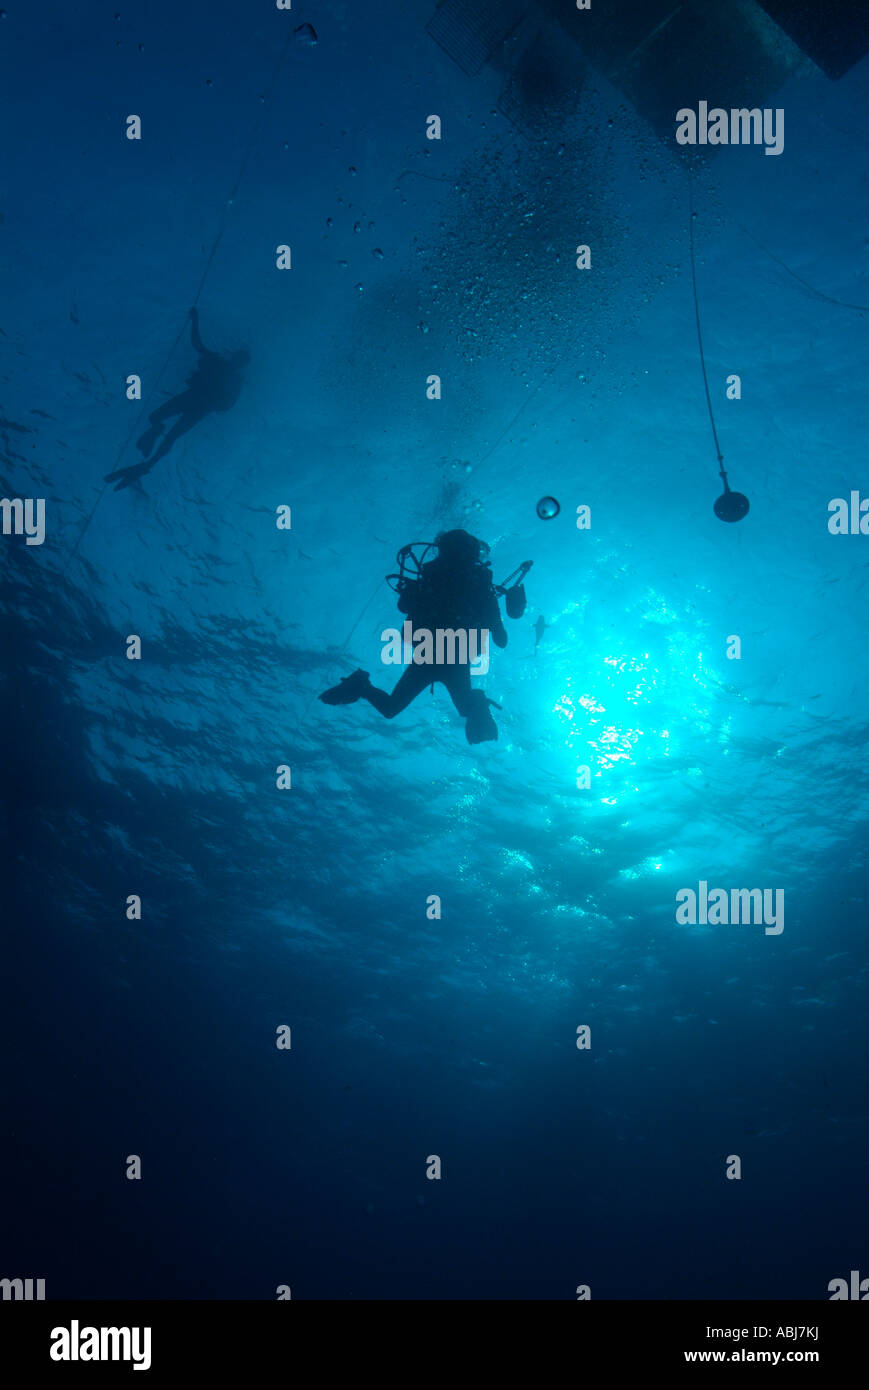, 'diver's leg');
137,396,187,455
361,663,431,718
141,410,203,467
440,665,474,718
147,398,182,425
441,667,498,744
